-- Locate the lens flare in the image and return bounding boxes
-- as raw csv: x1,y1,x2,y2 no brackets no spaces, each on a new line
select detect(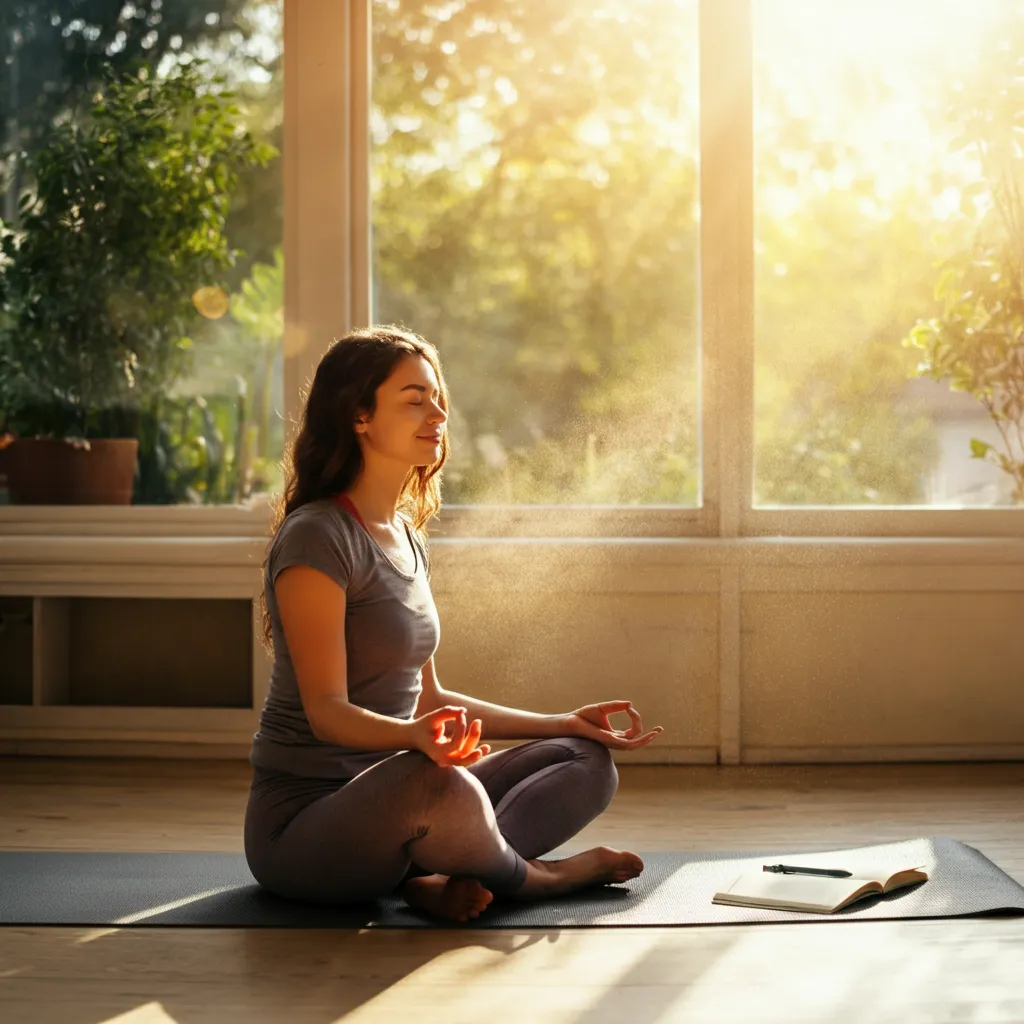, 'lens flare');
192,285,230,319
